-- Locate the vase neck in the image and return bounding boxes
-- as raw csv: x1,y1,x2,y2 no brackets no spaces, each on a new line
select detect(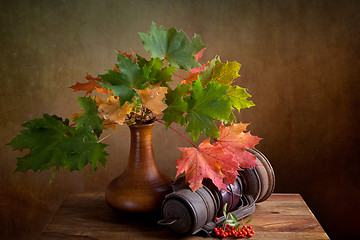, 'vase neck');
127,123,156,170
